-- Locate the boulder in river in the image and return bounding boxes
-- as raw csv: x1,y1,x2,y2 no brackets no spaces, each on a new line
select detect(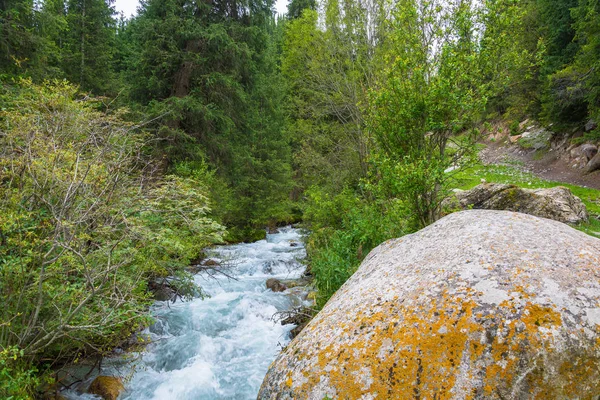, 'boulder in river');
148,279,176,301
259,210,600,399
88,376,124,400
266,278,287,292
446,183,588,224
